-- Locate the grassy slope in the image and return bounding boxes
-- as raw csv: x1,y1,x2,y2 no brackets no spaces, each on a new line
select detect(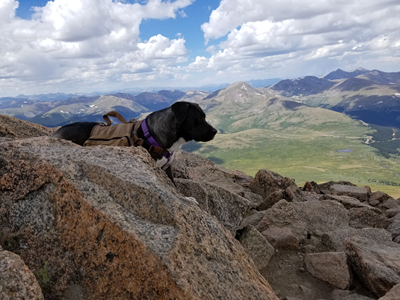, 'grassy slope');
294,81,400,108
189,101,400,198
191,129,400,197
